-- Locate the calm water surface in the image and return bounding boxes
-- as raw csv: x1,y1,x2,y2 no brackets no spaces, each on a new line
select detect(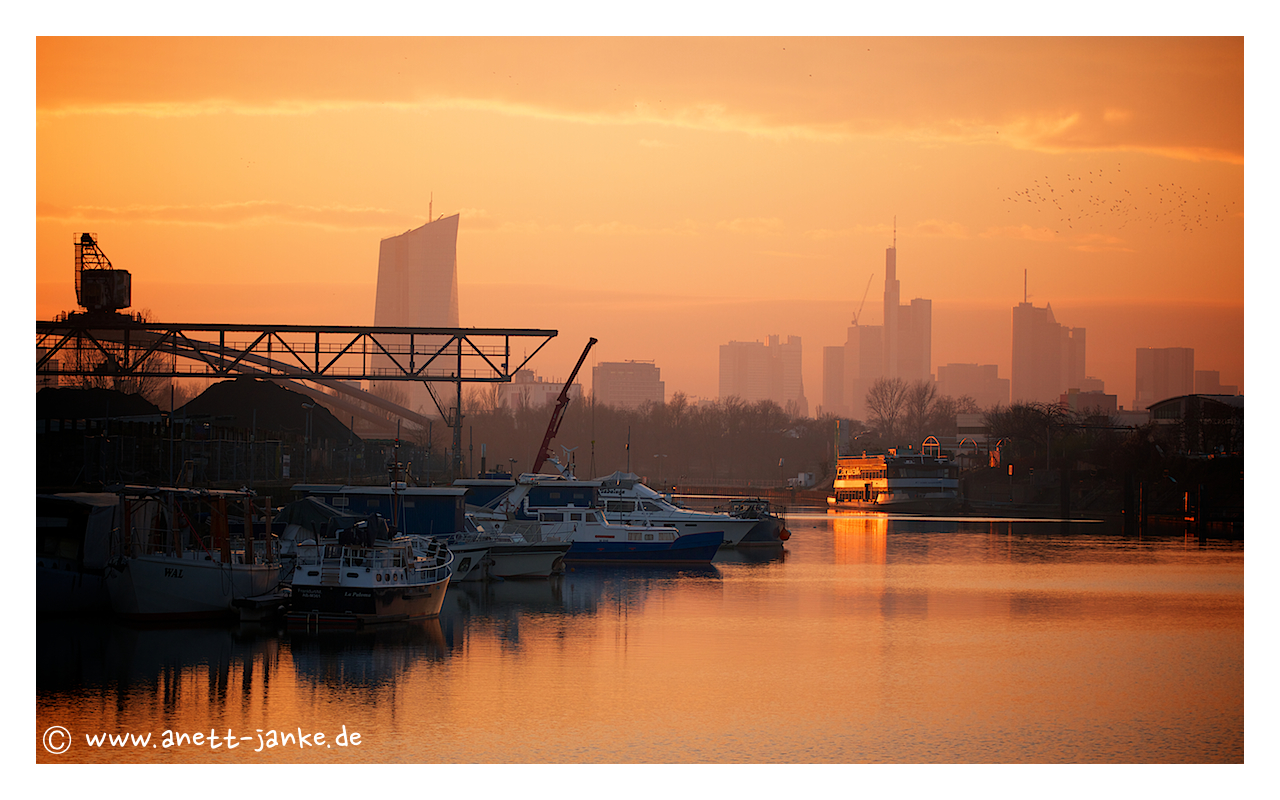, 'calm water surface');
36,512,1243,764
